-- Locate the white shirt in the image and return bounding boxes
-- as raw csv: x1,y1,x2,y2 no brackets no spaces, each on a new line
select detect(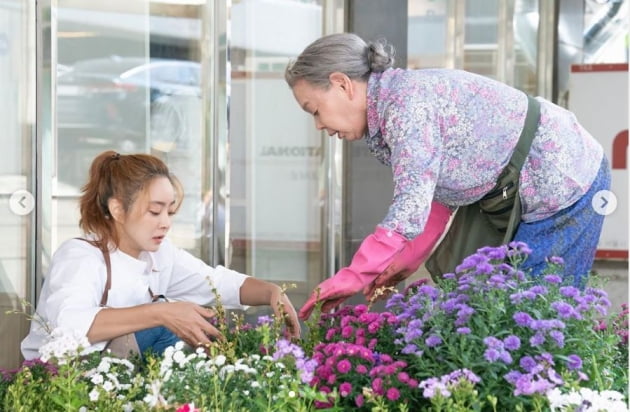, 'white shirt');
21,237,249,359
